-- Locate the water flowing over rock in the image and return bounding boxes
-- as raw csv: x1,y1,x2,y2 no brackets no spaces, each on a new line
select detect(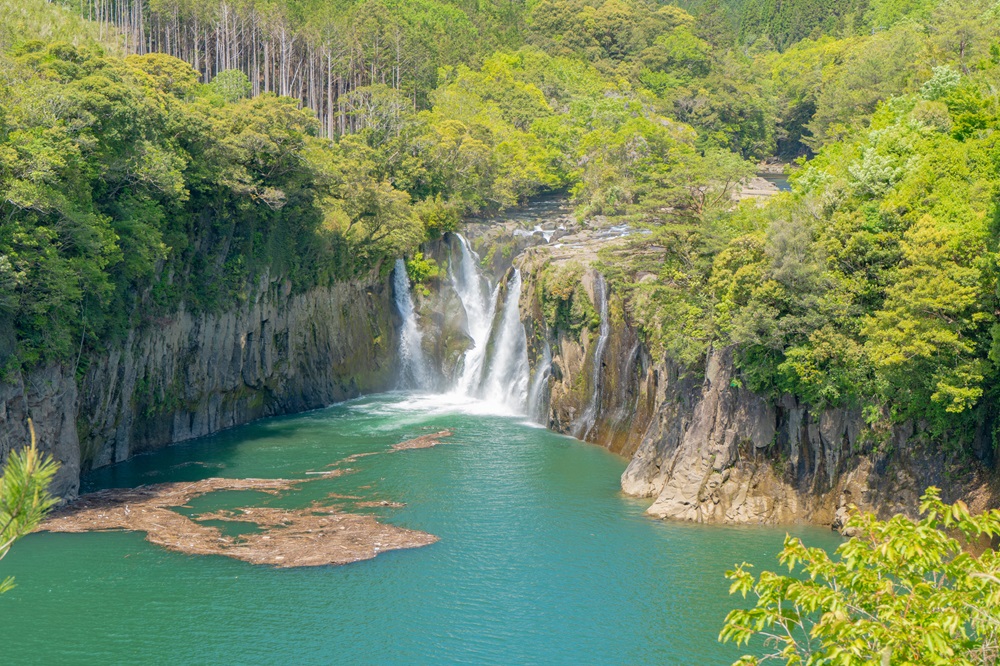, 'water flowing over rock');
393,259,432,390
450,235,498,396
573,273,609,439
526,339,552,423
479,270,531,412
9,198,996,526
397,209,999,528
412,233,535,414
